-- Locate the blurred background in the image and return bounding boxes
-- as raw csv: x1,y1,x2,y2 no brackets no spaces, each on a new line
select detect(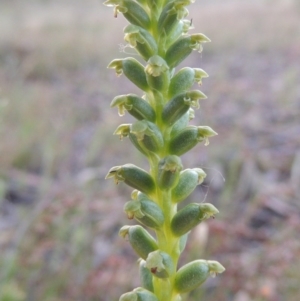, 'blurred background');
0,0,300,300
